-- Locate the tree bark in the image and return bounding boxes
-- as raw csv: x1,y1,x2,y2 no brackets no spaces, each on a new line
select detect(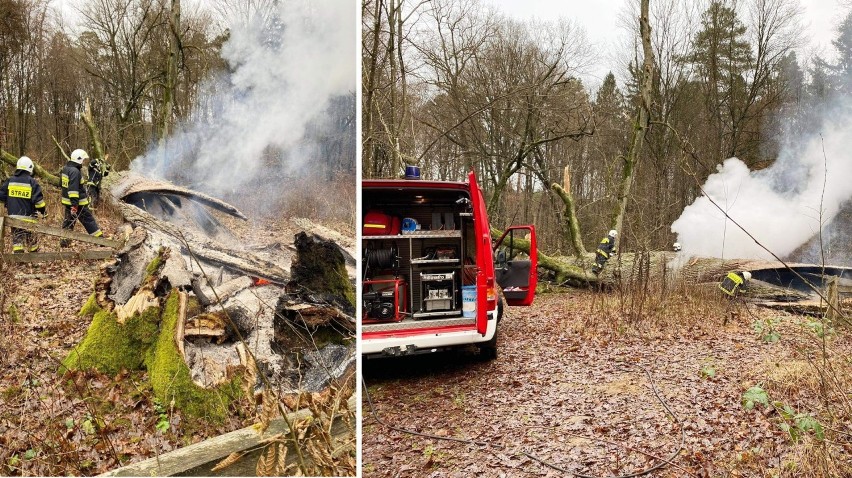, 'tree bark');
82,99,107,162
610,0,654,236
159,0,181,146
551,165,587,257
